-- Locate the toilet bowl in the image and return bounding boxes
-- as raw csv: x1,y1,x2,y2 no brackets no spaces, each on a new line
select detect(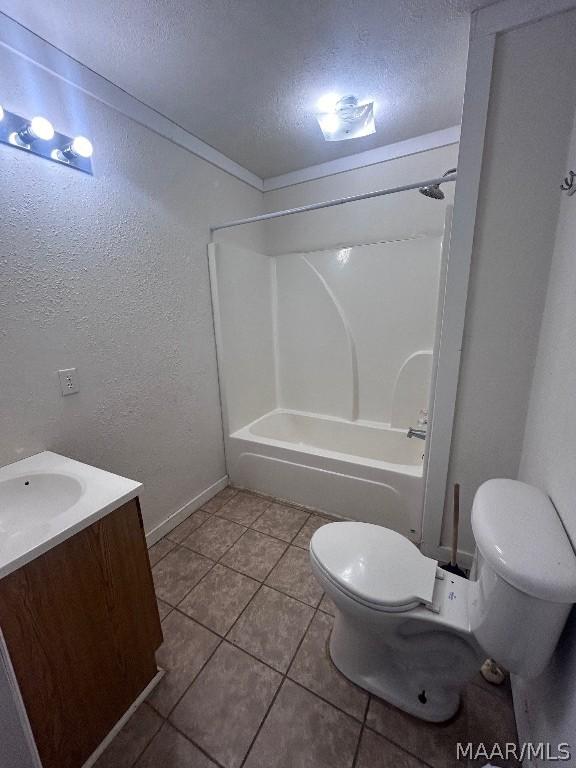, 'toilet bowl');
310,479,576,722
